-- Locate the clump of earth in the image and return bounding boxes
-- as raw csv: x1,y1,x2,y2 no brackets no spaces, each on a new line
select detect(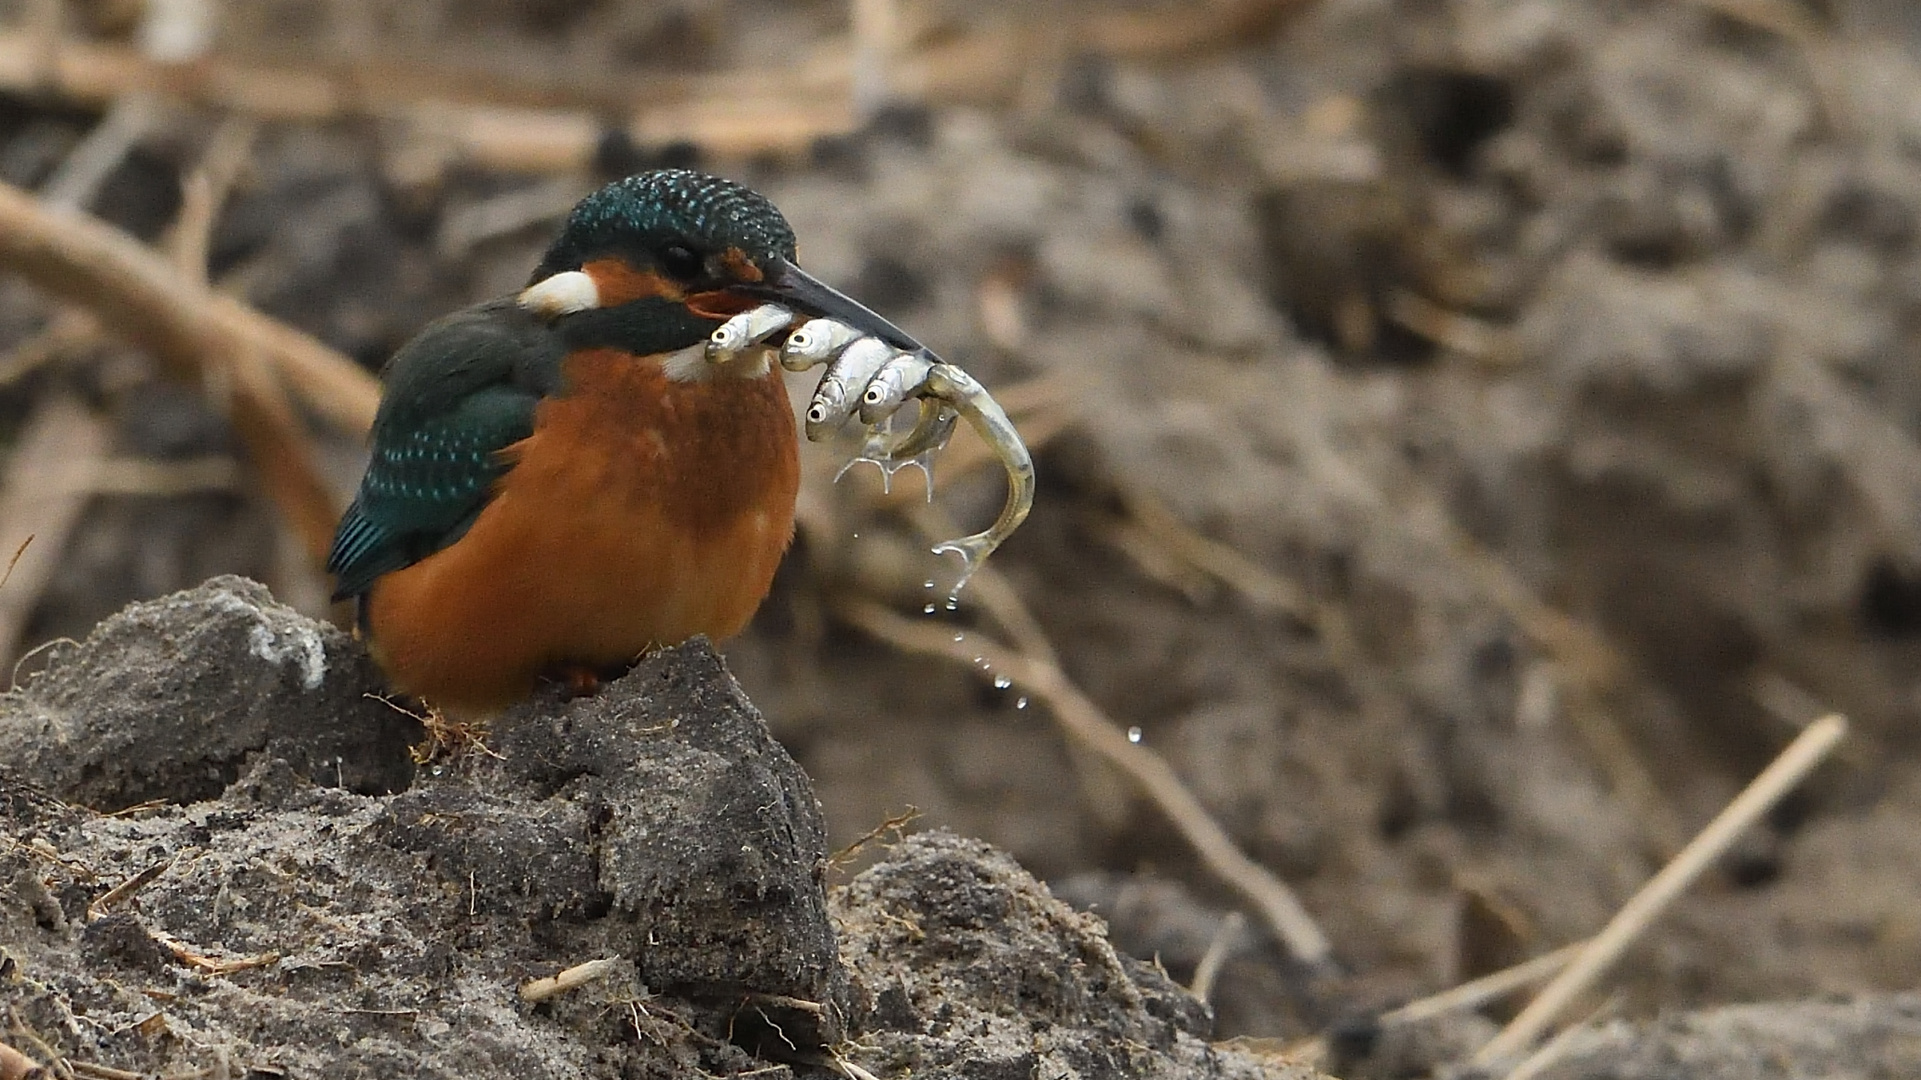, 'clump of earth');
0,579,1319,1079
